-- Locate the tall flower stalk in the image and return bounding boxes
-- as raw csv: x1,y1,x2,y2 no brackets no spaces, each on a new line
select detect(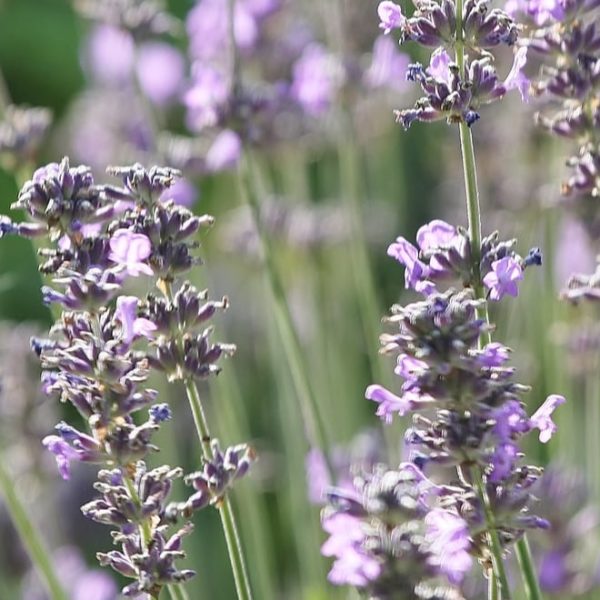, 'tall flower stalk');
0,160,255,599
318,1,564,598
